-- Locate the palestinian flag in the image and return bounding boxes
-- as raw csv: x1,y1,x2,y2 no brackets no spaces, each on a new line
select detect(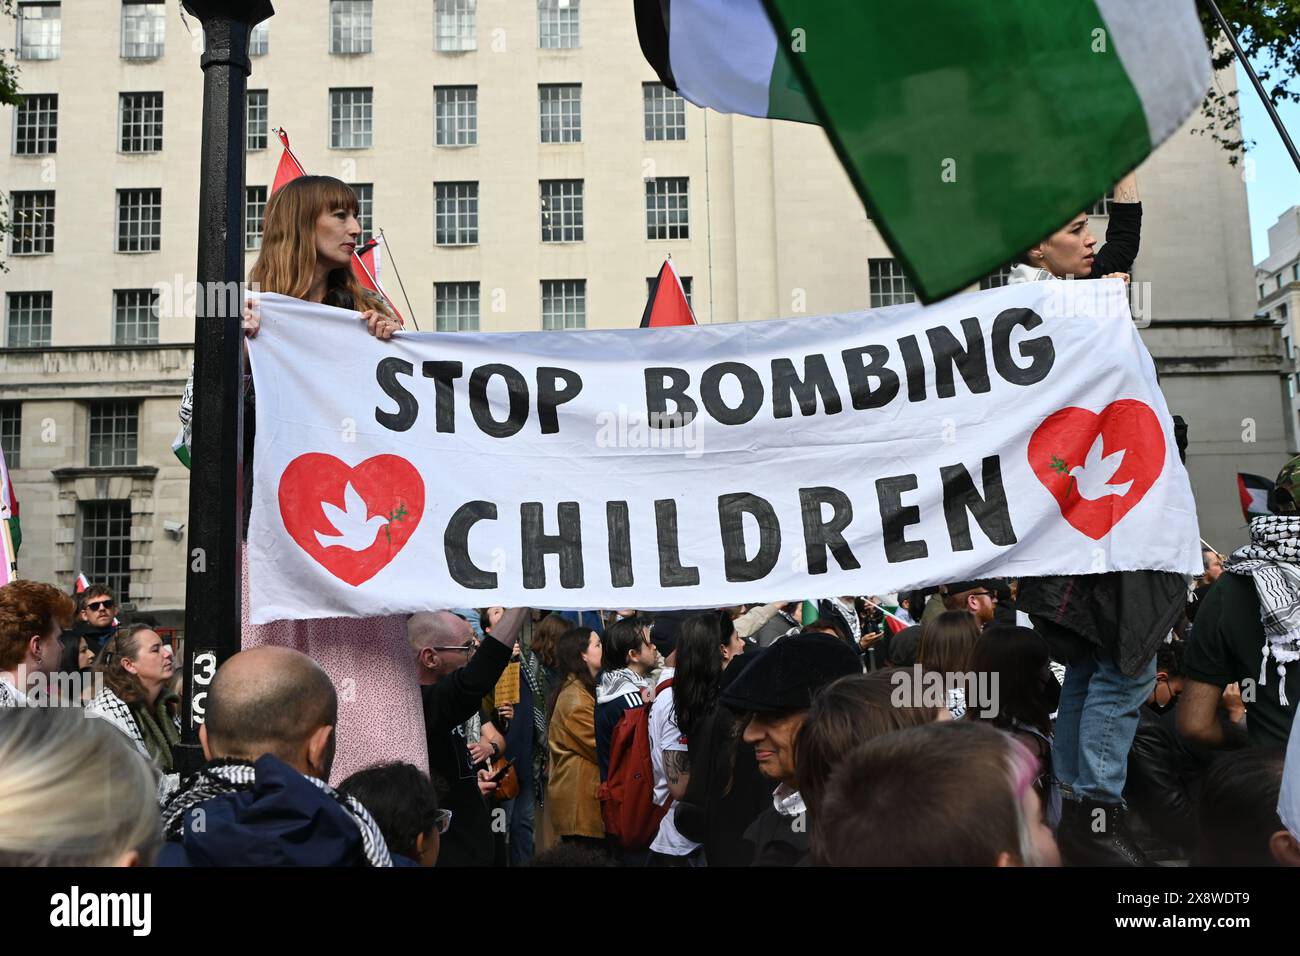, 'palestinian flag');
637,0,1210,302
1,445,18,585
641,258,697,328
1238,473,1275,522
